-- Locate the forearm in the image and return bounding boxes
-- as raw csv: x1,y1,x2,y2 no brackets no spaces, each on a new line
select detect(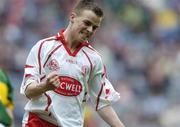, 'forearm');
24,72,59,99
25,81,47,99
97,105,125,127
